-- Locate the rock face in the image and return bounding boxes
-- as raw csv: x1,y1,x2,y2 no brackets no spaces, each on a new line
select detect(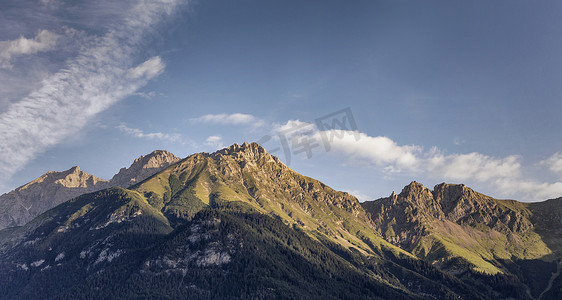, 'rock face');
109,150,180,188
0,166,107,230
432,183,533,233
0,150,180,230
362,182,547,275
